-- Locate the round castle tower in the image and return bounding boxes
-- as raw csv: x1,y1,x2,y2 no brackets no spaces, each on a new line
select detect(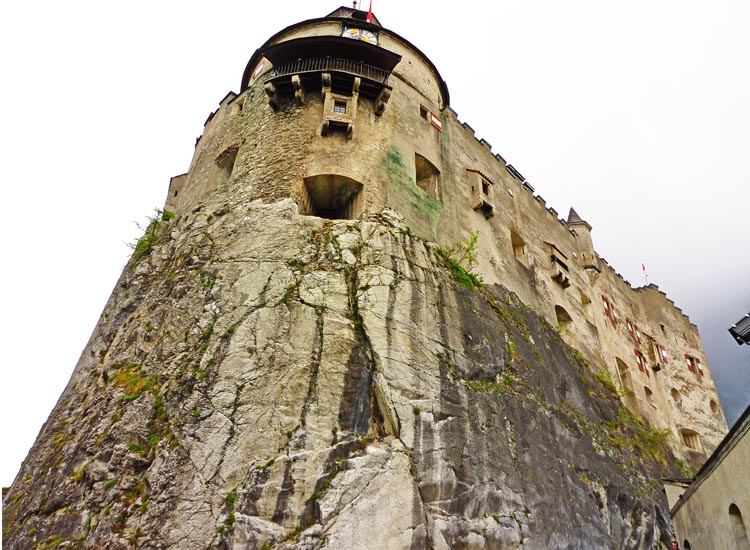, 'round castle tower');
166,5,448,232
